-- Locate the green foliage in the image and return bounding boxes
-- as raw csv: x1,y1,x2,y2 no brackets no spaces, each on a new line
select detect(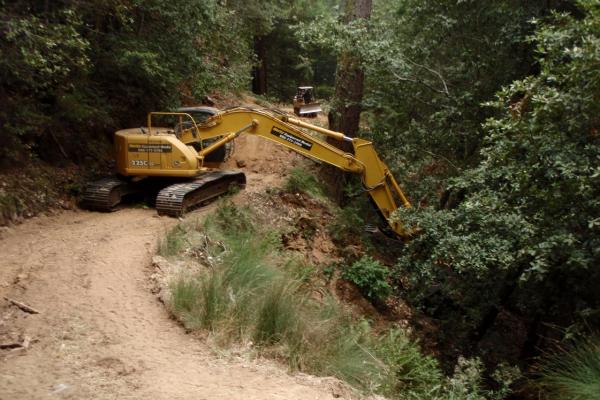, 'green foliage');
327,183,379,245
328,201,366,243
298,0,556,201
376,329,443,398
537,336,600,400
342,256,391,302
393,0,600,360
170,278,203,320
0,0,252,164
3,10,90,90
213,200,255,236
158,225,188,257
442,358,519,400
0,192,22,224
254,280,301,344
259,0,339,100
